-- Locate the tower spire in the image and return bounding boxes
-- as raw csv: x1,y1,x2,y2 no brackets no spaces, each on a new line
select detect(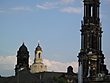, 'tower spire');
38,40,40,46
